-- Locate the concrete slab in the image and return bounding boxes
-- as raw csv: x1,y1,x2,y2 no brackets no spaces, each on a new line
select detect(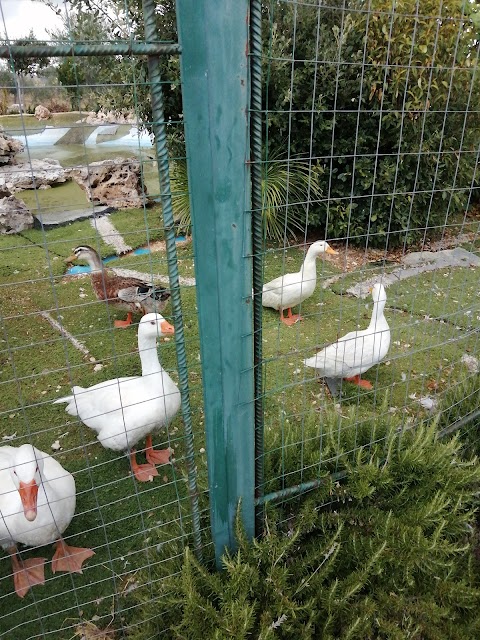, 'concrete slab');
91,214,132,254
54,124,97,145
33,205,114,229
95,125,120,143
